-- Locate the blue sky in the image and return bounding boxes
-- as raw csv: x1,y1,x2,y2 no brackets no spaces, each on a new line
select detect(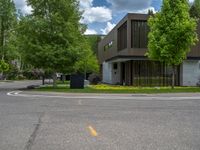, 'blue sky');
13,0,193,35
80,0,163,35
